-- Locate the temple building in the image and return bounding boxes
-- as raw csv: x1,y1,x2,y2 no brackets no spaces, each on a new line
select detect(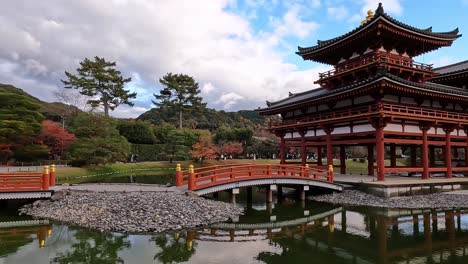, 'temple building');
258,3,468,181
